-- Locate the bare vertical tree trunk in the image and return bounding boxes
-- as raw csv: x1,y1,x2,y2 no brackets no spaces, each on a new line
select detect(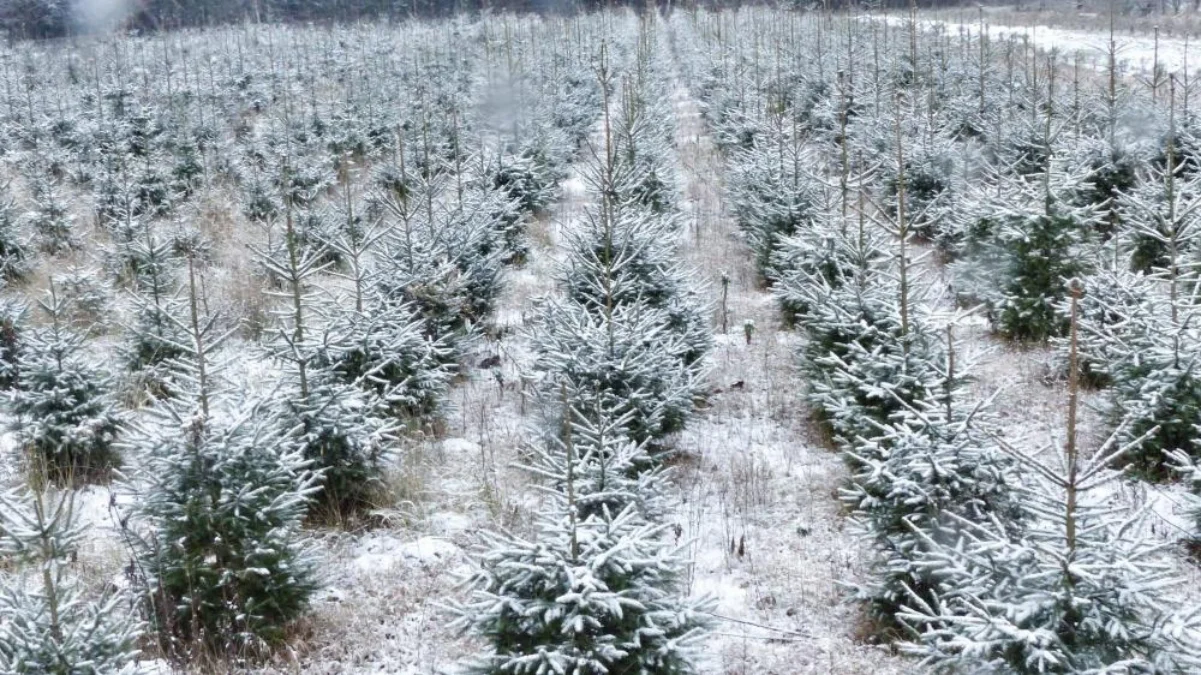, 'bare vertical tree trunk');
945,324,955,422
978,6,987,116
1168,77,1181,328
186,256,210,418
894,94,910,345
561,386,579,562
1063,280,1084,595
